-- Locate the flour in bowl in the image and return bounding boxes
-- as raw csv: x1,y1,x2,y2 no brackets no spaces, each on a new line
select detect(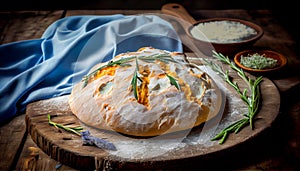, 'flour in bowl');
190,20,257,43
